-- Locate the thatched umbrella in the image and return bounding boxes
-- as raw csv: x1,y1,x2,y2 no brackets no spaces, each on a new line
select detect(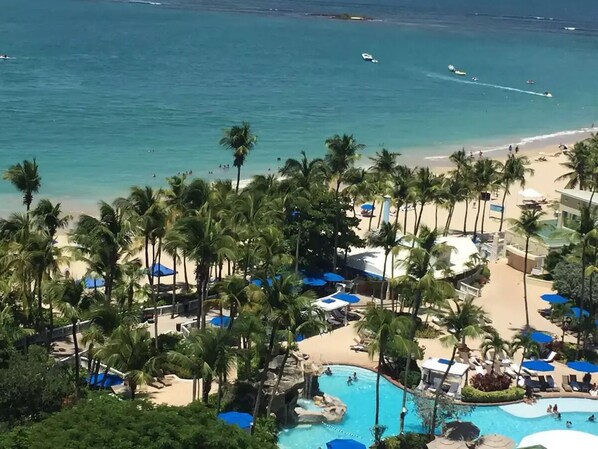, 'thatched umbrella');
474,434,516,449
427,437,470,449
444,421,481,442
